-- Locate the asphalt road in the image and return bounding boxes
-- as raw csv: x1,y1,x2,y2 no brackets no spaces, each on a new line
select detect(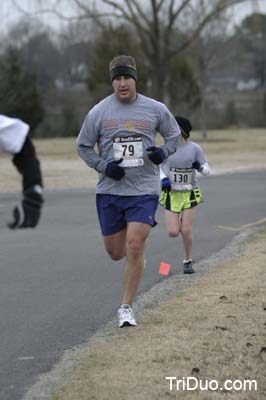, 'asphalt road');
0,171,265,400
